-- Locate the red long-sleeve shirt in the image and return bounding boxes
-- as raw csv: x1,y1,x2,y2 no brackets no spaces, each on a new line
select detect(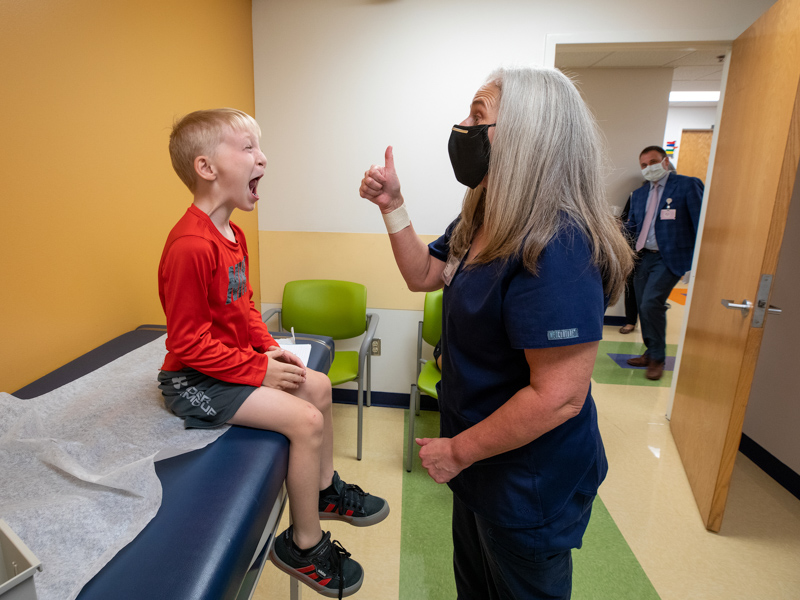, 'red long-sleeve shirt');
159,205,277,386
